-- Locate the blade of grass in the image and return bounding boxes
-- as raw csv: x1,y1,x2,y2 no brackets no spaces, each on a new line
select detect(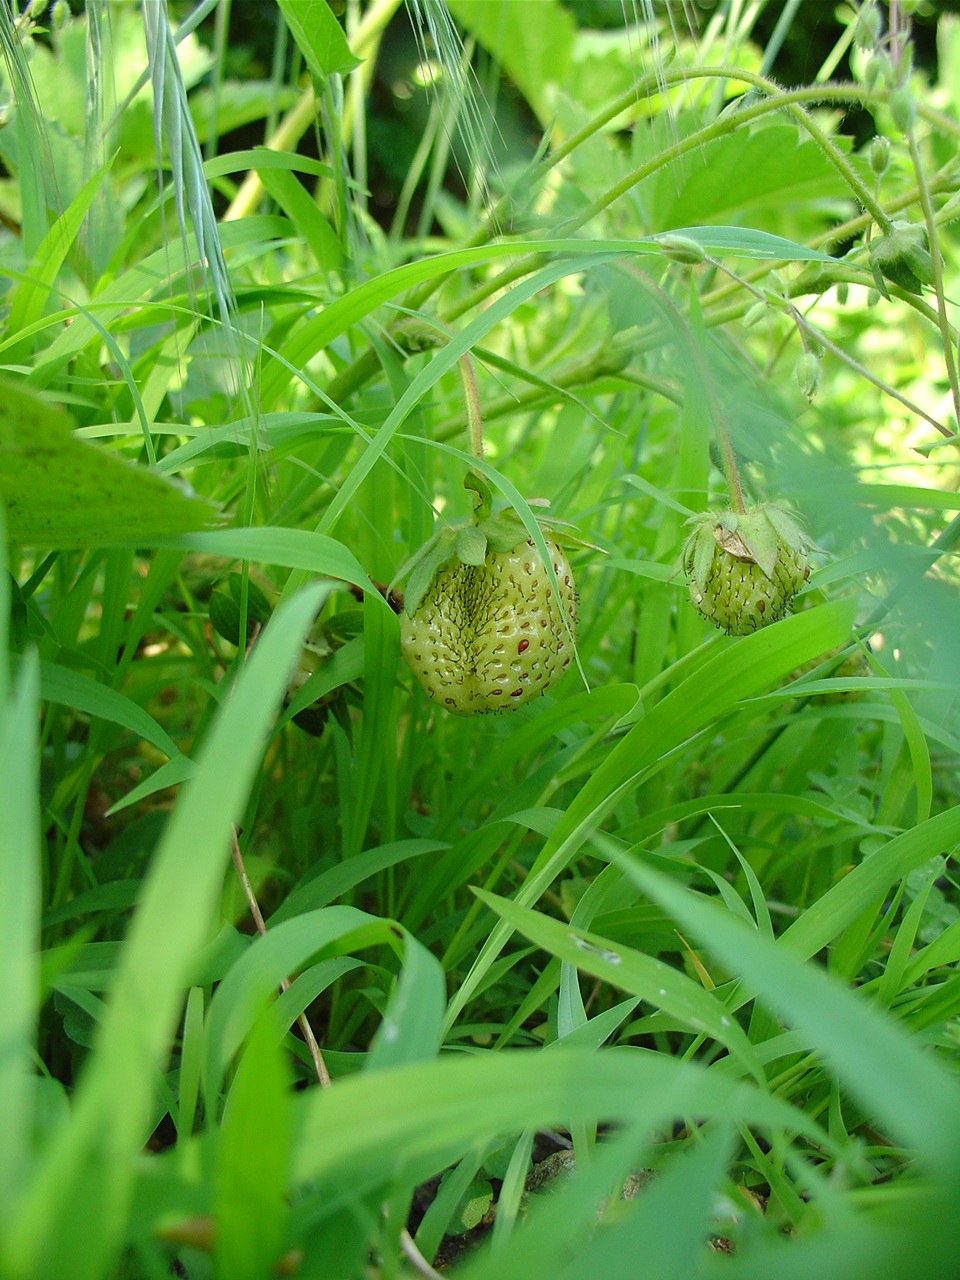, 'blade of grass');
476,890,764,1083
0,650,40,1236
446,600,856,1032
289,1047,831,1202
612,854,960,1171
4,581,330,1280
